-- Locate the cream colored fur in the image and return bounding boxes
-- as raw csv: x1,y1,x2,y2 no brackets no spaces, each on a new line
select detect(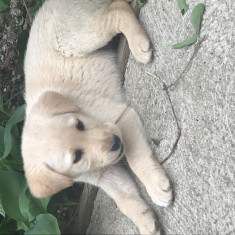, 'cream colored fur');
22,0,173,234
